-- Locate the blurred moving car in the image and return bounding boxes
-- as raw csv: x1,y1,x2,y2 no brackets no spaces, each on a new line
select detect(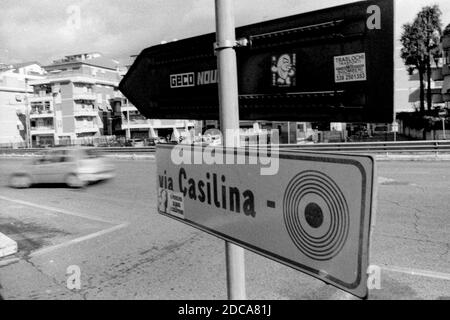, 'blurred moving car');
9,148,116,188
124,139,145,147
